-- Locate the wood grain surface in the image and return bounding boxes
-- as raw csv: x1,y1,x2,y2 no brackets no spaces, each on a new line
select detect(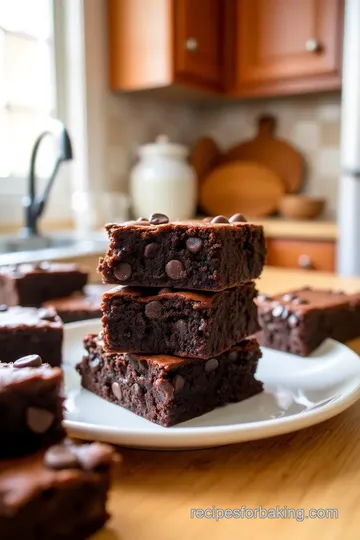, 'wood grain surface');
92,267,360,540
